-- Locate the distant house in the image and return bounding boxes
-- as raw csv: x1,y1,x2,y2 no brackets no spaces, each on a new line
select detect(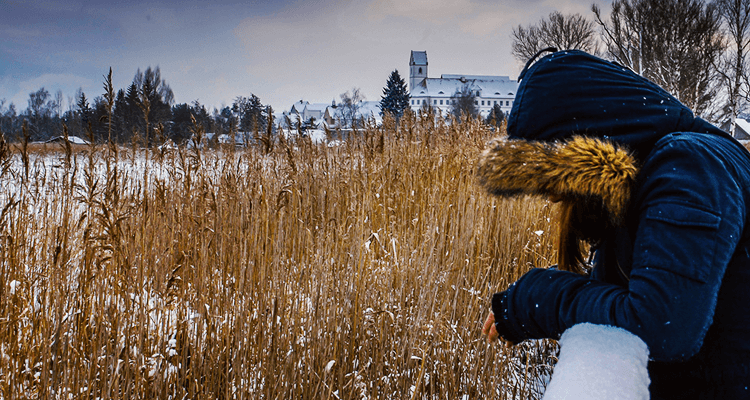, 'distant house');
218,132,254,146
354,101,383,125
720,118,750,140
188,131,254,148
290,100,330,123
408,50,519,117
284,99,383,131
43,135,91,145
